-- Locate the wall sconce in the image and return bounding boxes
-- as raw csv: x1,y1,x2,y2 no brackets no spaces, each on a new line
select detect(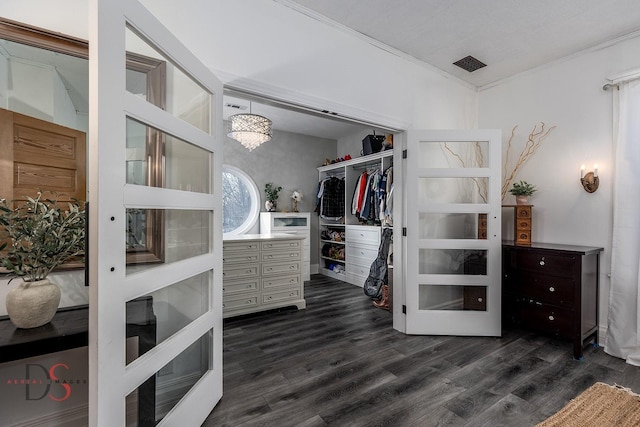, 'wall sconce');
580,164,599,193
